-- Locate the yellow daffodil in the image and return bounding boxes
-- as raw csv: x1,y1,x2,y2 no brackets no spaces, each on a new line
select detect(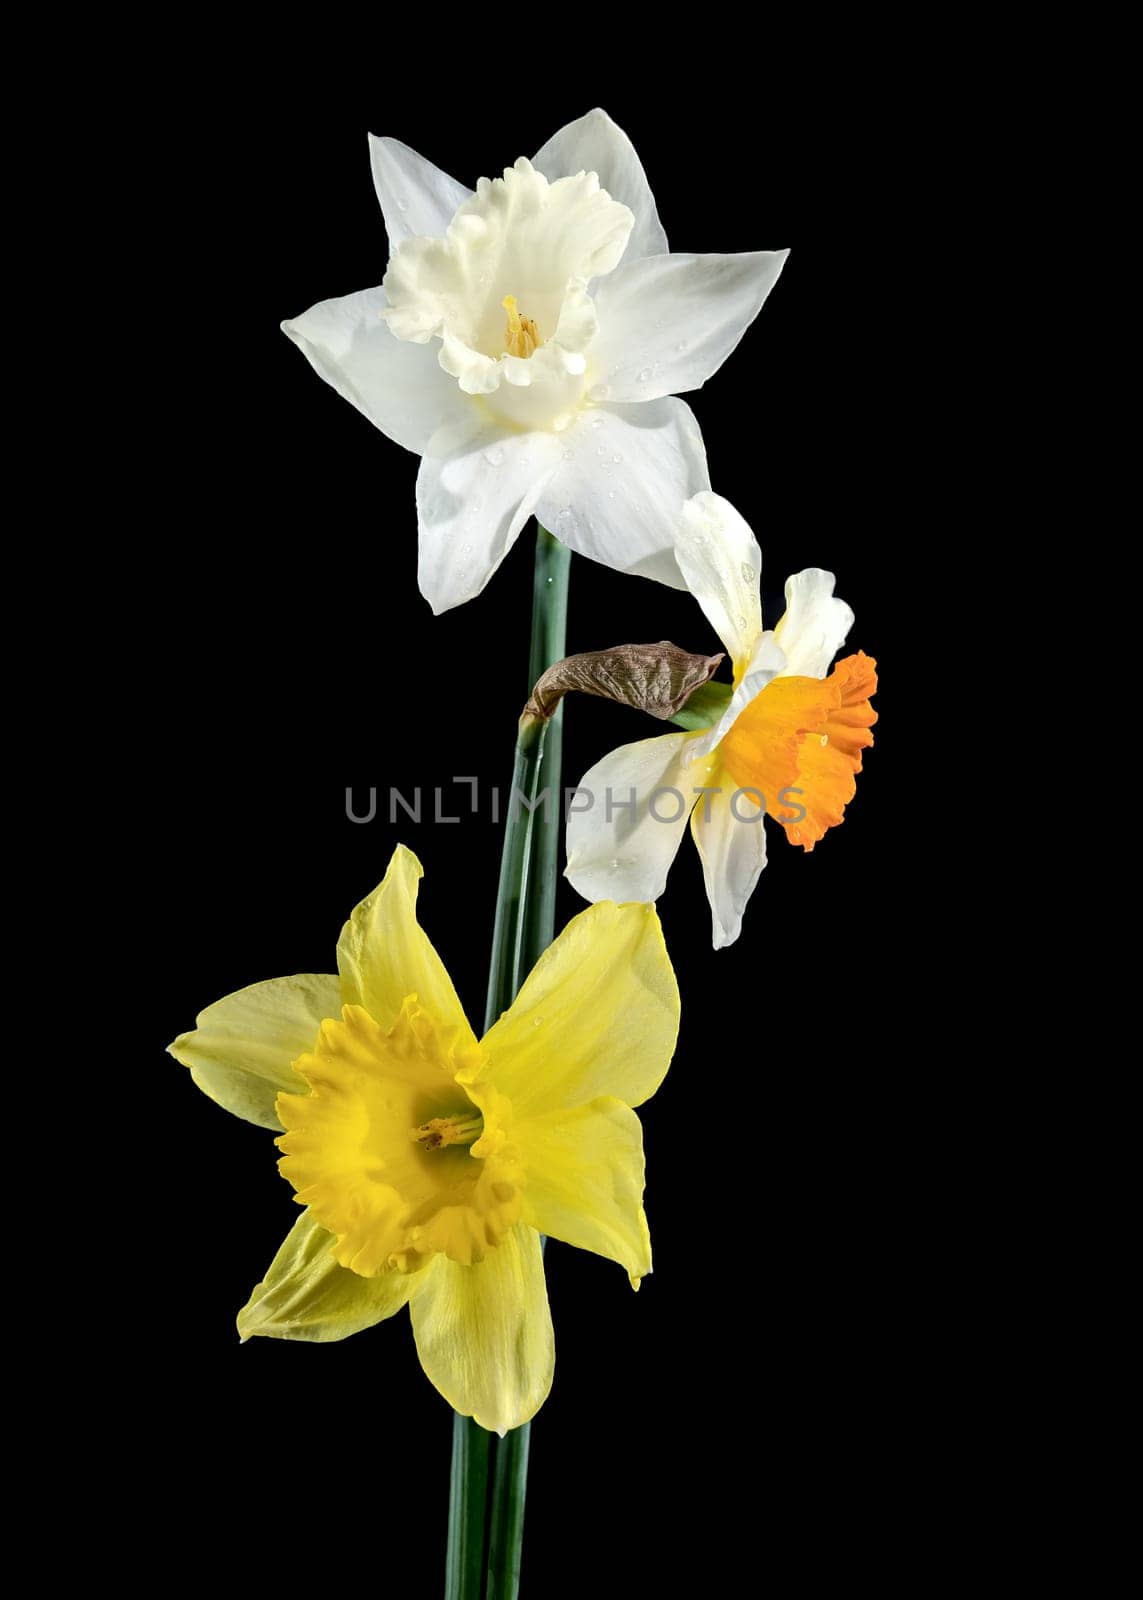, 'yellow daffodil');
168,845,678,1435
